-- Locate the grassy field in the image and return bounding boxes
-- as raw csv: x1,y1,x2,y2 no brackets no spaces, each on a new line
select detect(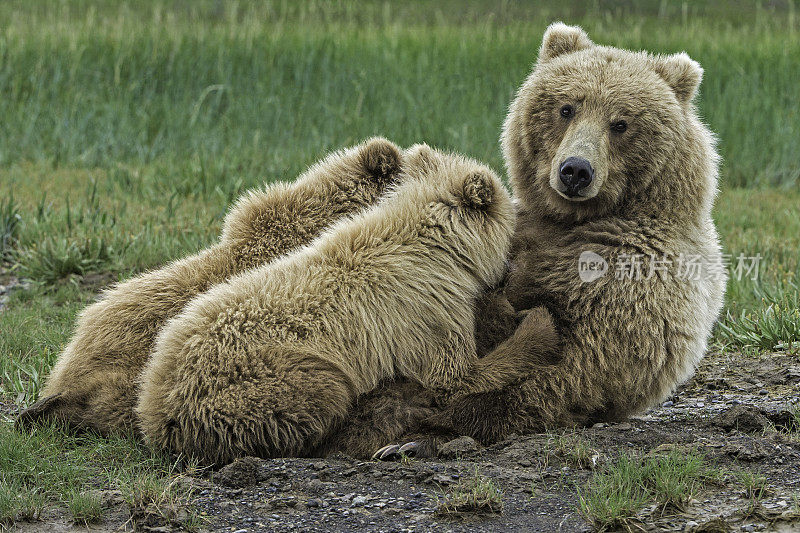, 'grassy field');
0,0,798,528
